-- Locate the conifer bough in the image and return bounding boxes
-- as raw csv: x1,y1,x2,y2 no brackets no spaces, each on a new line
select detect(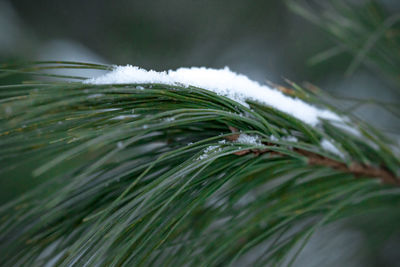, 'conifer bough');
0,62,399,266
